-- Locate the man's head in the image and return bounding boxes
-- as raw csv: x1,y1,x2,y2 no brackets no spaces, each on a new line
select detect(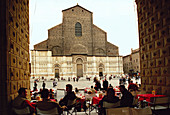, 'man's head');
66,84,72,92
41,89,49,99
18,88,27,98
119,85,126,93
